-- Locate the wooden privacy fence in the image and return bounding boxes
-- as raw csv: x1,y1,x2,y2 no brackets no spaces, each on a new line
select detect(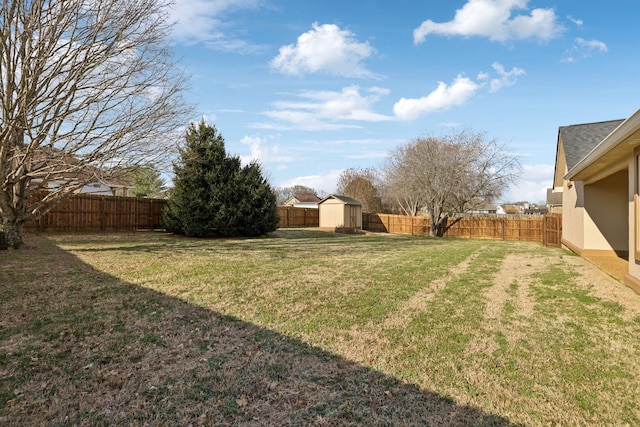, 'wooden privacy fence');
362,213,562,247
20,195,562,248
24,194,168,232
276,206,319,228
23,198,320,232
